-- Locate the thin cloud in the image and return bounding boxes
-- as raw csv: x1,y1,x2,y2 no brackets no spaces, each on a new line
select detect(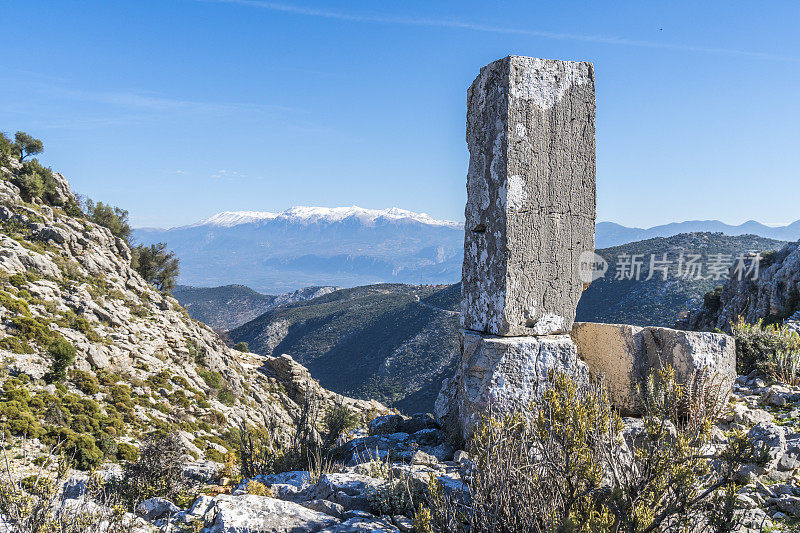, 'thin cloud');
202,0,799,63
47,85,296,115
